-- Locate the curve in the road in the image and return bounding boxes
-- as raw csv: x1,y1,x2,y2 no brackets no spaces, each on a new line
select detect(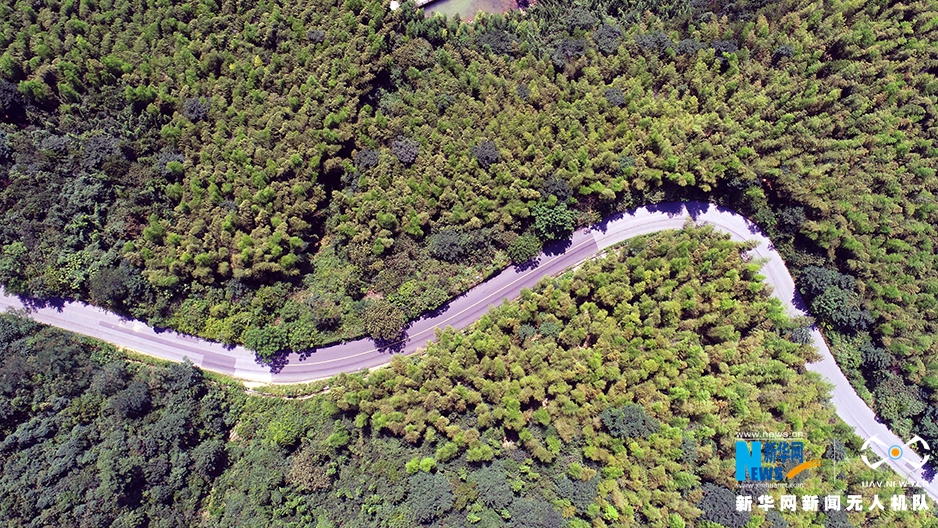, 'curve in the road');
1,201,934,497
